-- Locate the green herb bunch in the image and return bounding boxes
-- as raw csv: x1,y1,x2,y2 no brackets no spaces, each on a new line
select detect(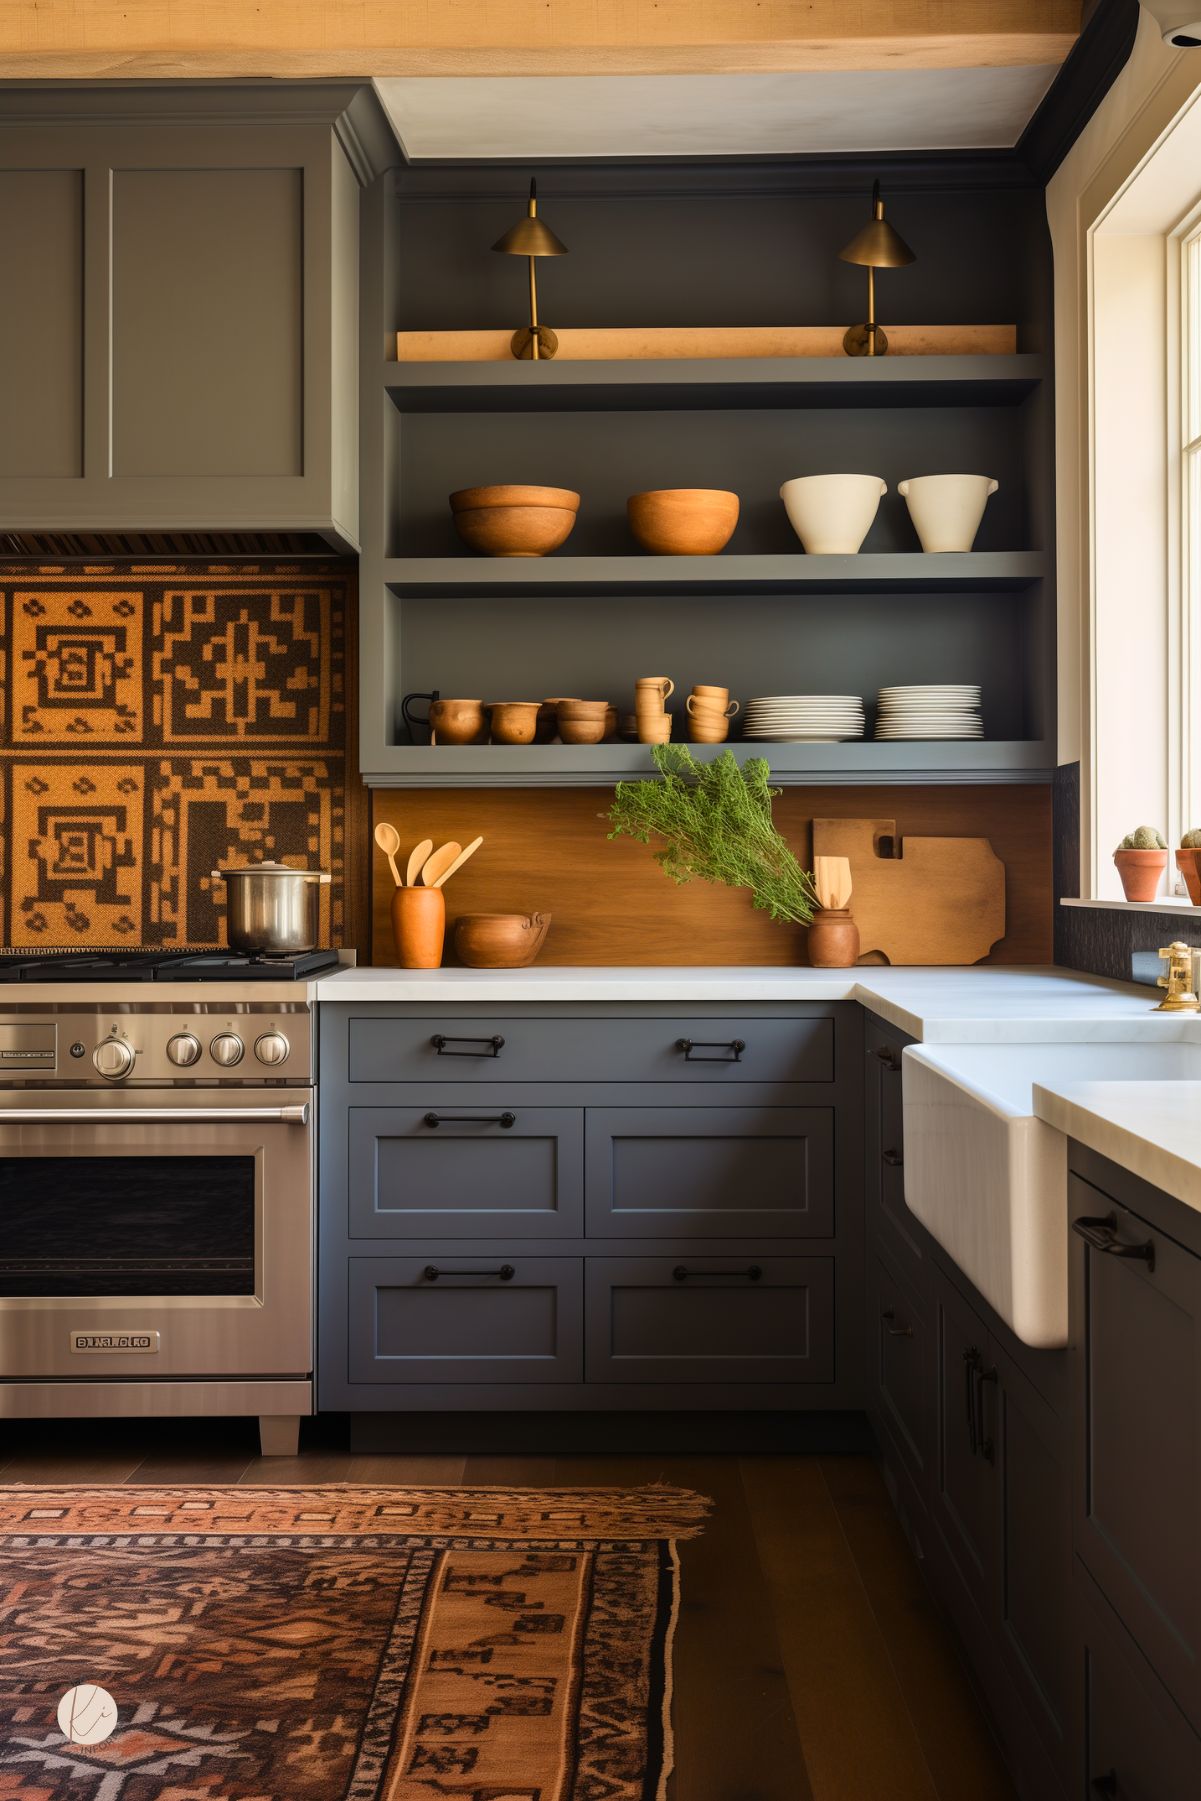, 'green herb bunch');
607,744,820,926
